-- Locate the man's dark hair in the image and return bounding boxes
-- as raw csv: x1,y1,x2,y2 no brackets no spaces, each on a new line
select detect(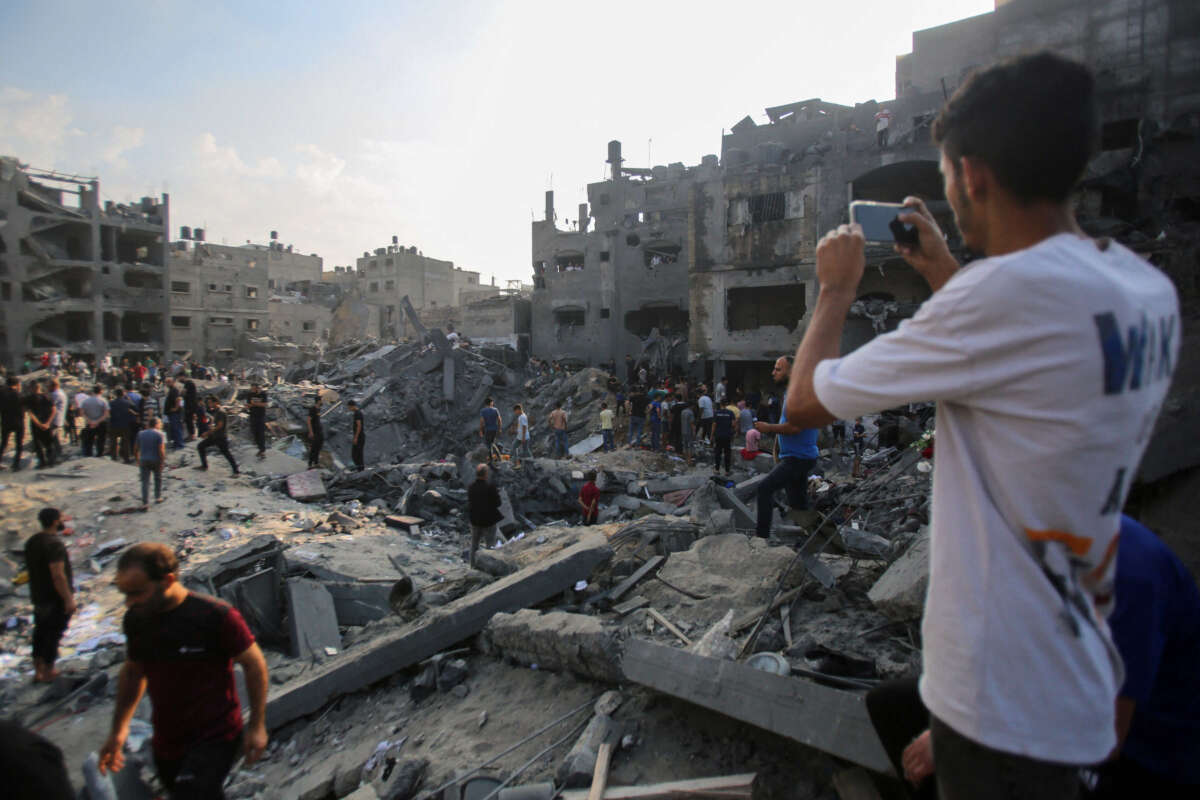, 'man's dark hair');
932,52,1098,204
585,470,597,482
347,399,358,407
38,507,61,529
93,385,103,393
485,397,493,405
113,388,125,398
117,542,179,581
